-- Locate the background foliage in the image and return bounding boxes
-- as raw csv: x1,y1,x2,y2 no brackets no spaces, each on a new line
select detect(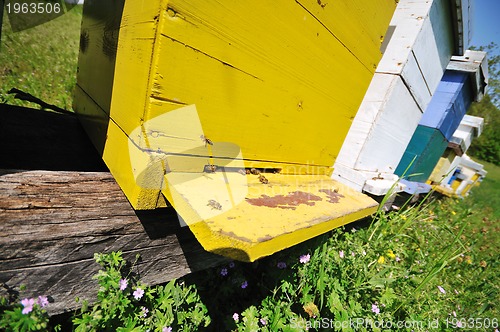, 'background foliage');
468,43,500,165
